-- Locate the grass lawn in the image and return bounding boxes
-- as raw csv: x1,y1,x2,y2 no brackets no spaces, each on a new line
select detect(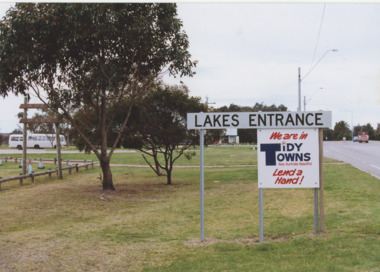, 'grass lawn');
0,146,379,271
